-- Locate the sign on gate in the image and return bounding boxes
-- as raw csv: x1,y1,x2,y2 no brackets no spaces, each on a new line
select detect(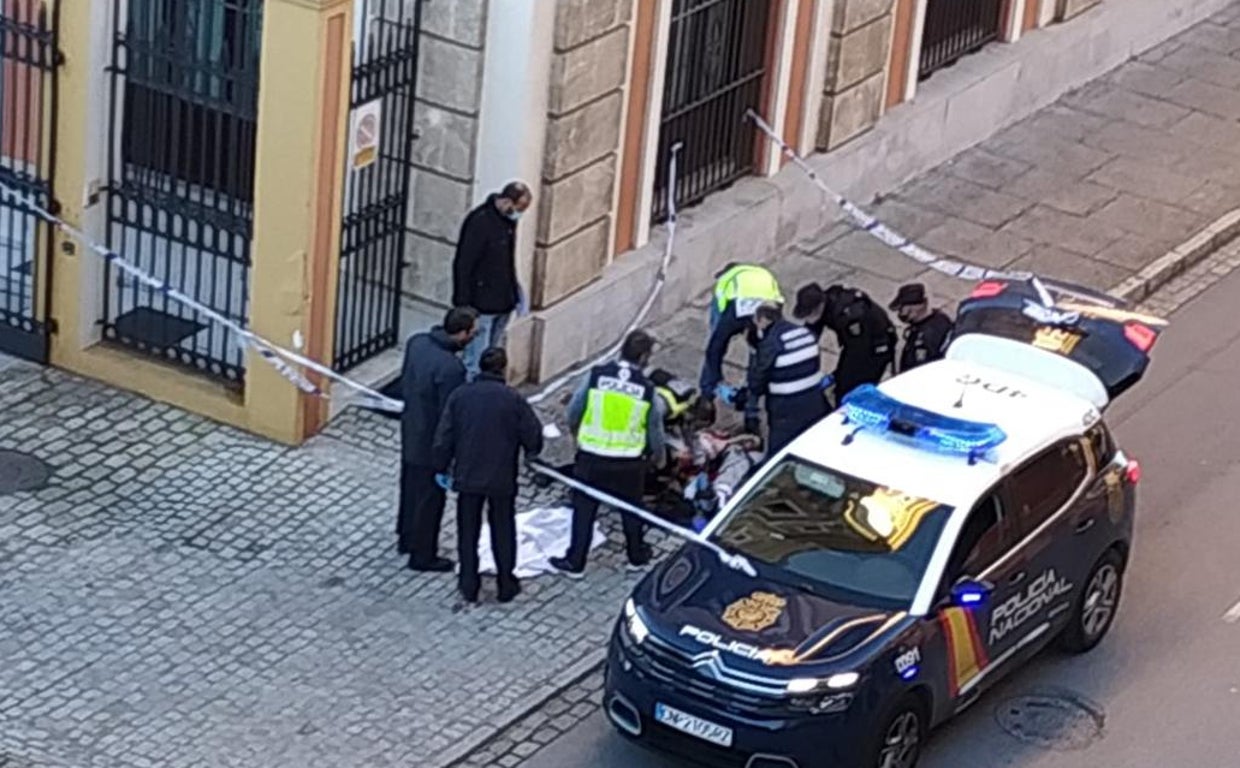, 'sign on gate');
349,98,382,171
